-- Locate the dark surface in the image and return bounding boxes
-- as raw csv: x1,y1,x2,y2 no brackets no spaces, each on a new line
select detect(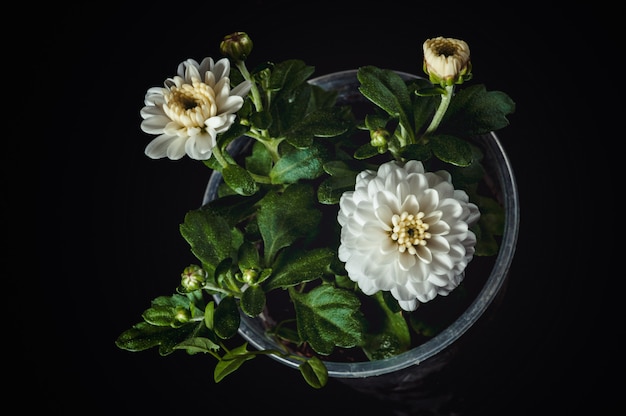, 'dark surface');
42,2,605,415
